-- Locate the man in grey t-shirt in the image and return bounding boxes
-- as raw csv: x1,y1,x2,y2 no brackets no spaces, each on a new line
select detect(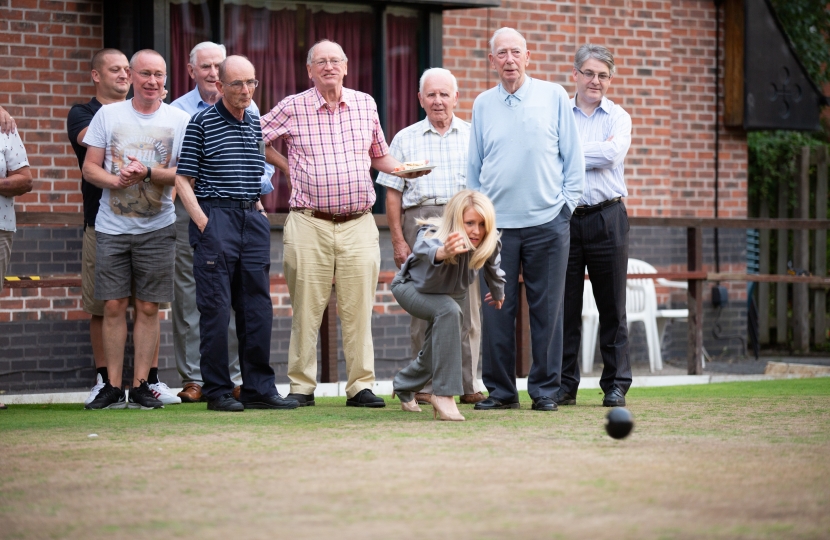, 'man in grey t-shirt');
82,49,191,410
